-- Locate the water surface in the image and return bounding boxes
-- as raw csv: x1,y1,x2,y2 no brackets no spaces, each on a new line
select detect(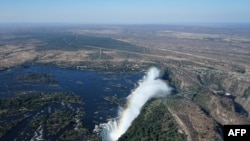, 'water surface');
0,65,143,130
